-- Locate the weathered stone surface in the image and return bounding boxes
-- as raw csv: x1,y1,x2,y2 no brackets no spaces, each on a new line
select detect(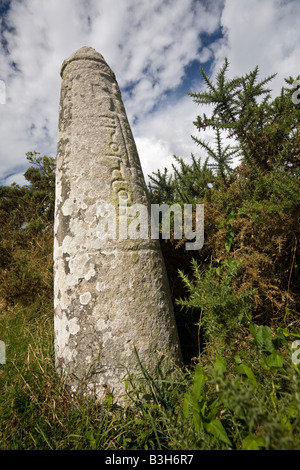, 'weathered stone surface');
54,46,183,402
